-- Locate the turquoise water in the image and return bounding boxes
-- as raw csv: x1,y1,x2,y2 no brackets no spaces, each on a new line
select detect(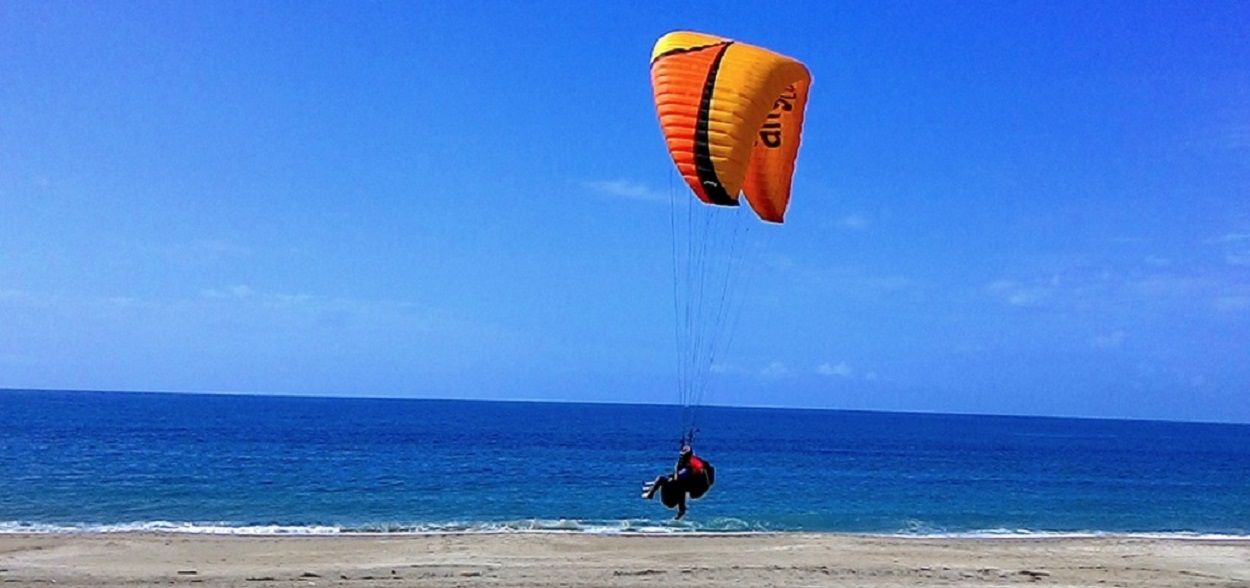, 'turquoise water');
1,389,1247,535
